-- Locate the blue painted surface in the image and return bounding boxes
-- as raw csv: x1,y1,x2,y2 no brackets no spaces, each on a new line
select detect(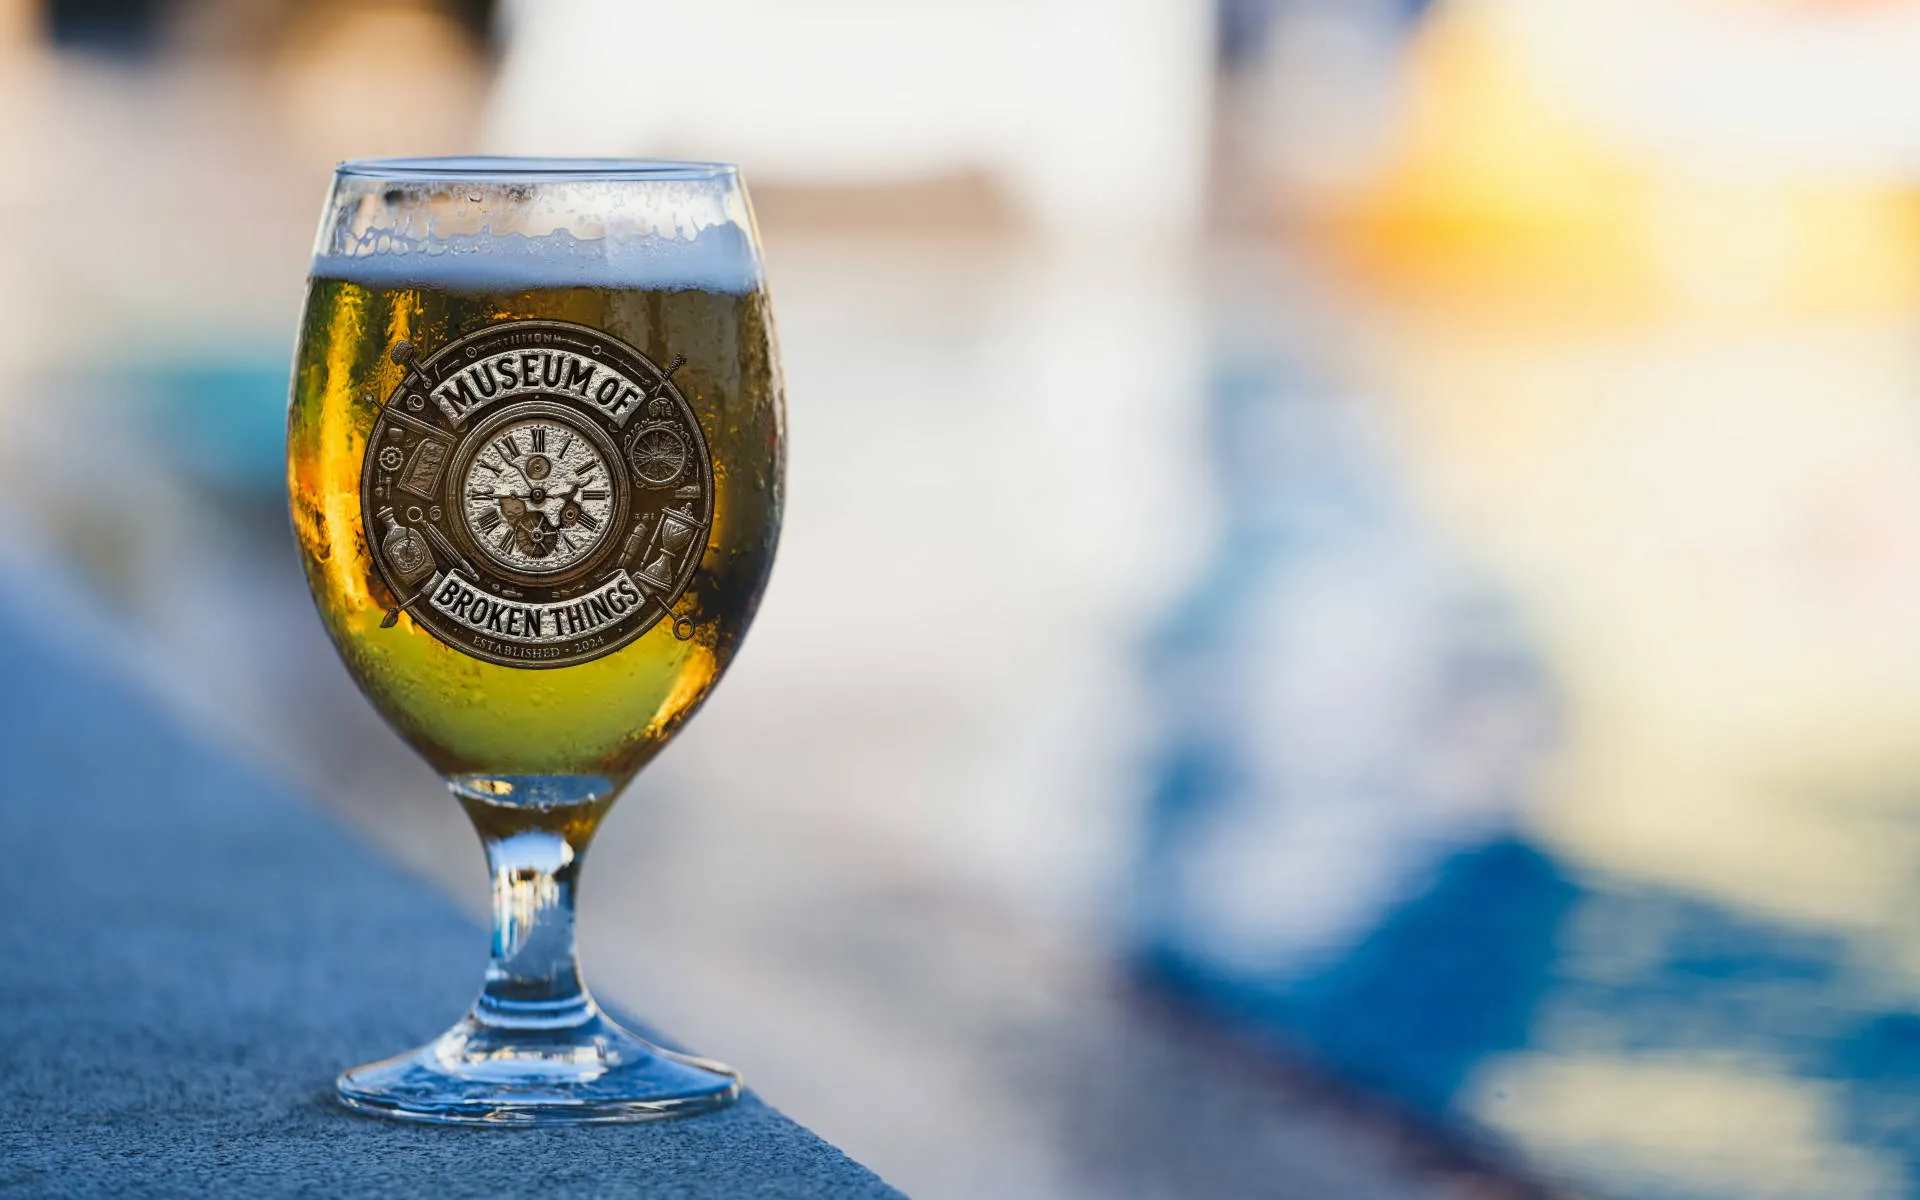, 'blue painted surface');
1146,839,1579,1118
1131,347,1920,1198
0,596,901,1199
